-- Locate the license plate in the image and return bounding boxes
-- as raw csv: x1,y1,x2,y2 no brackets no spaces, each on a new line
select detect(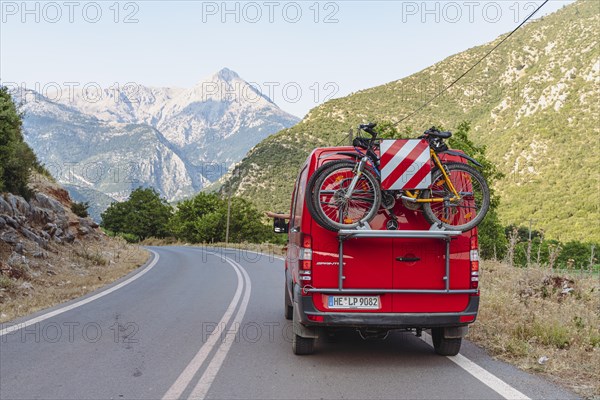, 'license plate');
327,296,380,310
